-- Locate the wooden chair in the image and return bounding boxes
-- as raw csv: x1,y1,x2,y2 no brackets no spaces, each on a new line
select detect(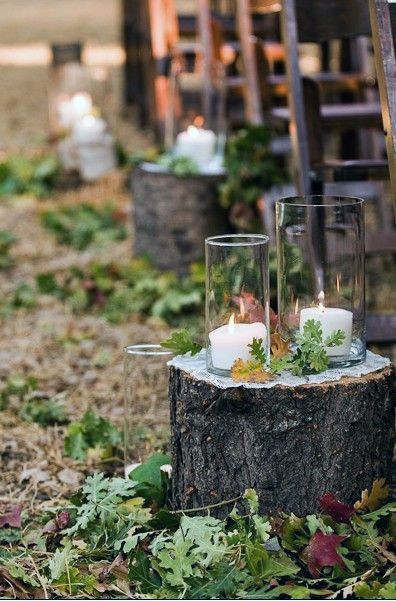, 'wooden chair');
365,0,396,343
276,0,384,194
369,0,396,212
263,0,396,344
233,0,379,156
